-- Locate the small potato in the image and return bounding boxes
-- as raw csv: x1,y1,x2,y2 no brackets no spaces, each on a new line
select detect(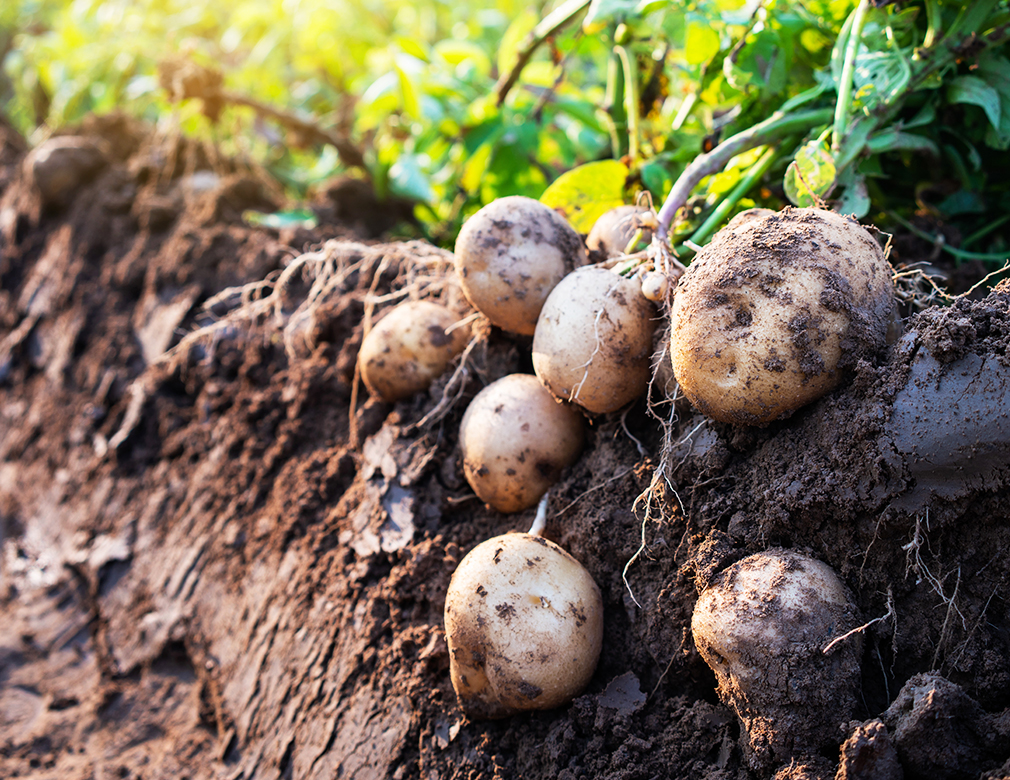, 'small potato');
454,196,588,335
358,300,470,402
692,549,862,770
533,266,656,414
444,532,603,719
459,374,584,513
586,204,654,258
670,207,896,425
